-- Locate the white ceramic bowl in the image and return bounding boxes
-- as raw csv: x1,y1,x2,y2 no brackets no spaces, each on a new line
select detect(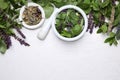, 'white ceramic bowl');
52,5,88,41
19,2,45,29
